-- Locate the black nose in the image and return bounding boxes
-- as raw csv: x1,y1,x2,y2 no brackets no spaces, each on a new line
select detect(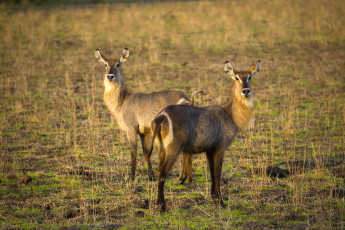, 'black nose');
107,74,115,81
242,88,251,96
